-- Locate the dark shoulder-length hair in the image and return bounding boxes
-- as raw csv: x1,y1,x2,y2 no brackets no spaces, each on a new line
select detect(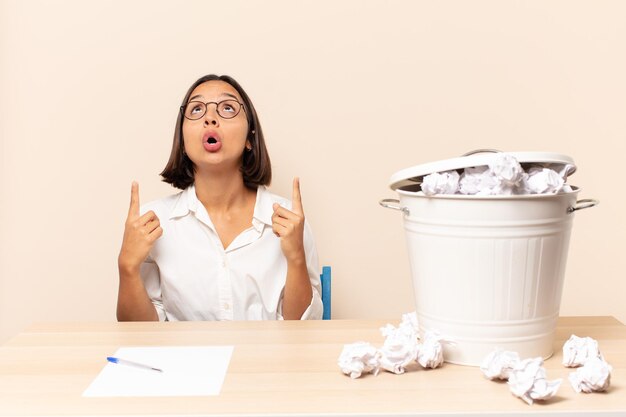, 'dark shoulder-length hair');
160,74,272,190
